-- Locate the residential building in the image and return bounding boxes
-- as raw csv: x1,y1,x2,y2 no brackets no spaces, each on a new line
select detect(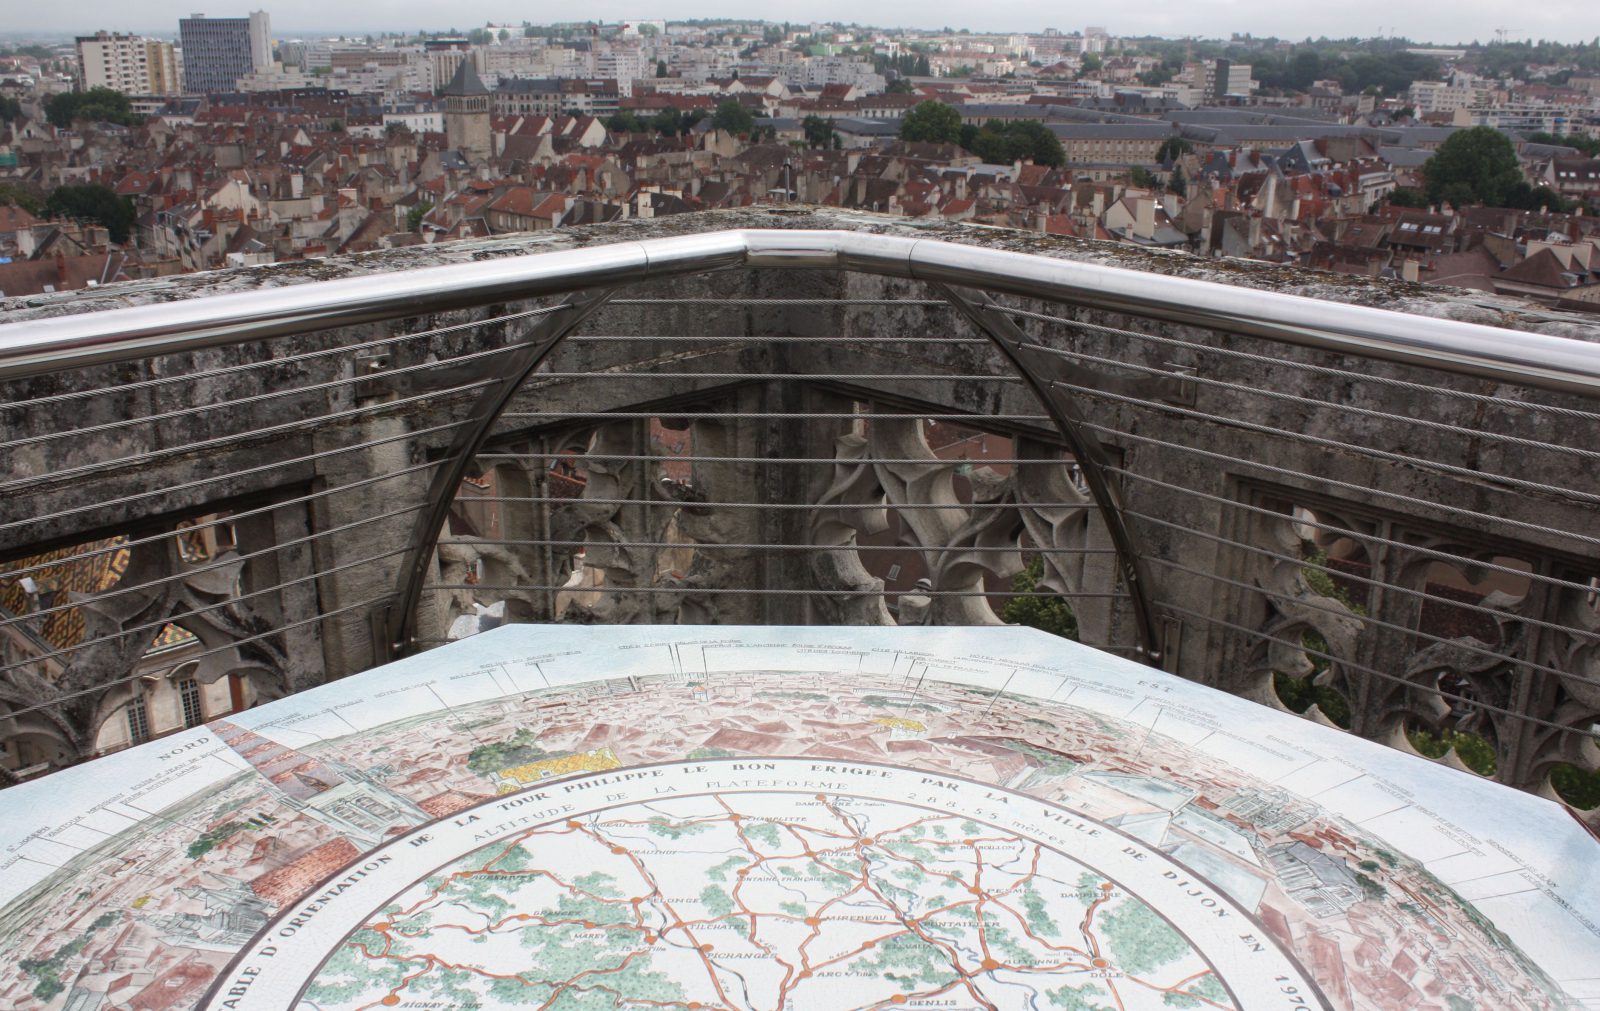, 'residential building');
495,78,564,118
1490,243,1600,305
1049,123,1174,166
424,38,472,93
235,64,320,92
1470,100,1572,135
1178,60,1258,101
1213,59,1258,100
76,32,181,96
1545,157,1600,200
178,11,273,94
1408,79,1478,116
